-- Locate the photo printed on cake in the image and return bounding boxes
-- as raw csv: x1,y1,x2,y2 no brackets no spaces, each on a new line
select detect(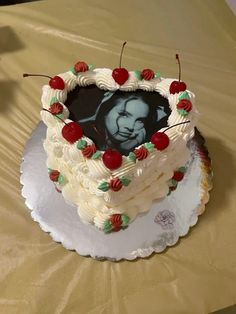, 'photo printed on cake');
65,85,171,155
